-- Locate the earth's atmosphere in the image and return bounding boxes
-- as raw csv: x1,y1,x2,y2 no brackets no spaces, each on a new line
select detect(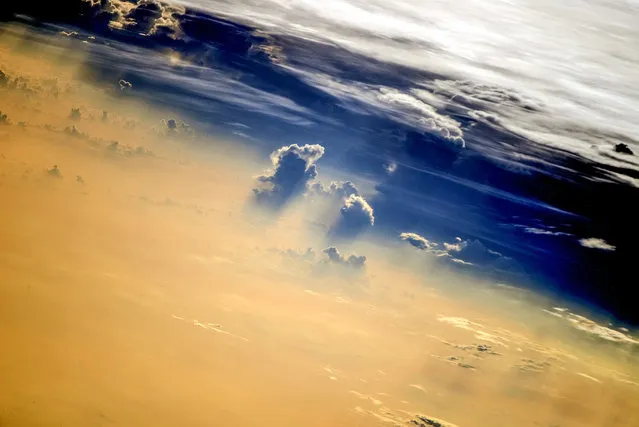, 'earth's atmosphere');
1,1,638,426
